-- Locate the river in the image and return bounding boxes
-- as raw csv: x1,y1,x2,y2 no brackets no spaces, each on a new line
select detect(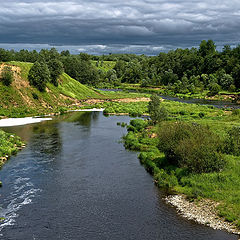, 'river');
0,112,238,239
